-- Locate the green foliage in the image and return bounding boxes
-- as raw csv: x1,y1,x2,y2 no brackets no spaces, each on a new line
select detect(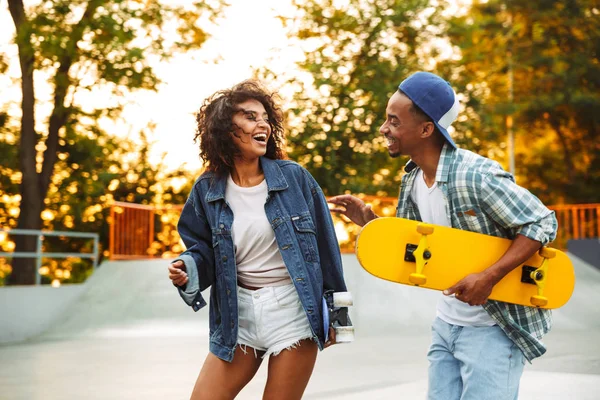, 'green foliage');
445,0,600,204
278,0,599,205
264,0,444,196
0,110,198,284
27,0,221,91
3,0,223,284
